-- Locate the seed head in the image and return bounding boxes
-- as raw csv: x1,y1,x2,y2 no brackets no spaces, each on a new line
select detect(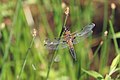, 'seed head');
104,31,108,37
64,7,69,16
32,28,37,37
111,3,116,10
